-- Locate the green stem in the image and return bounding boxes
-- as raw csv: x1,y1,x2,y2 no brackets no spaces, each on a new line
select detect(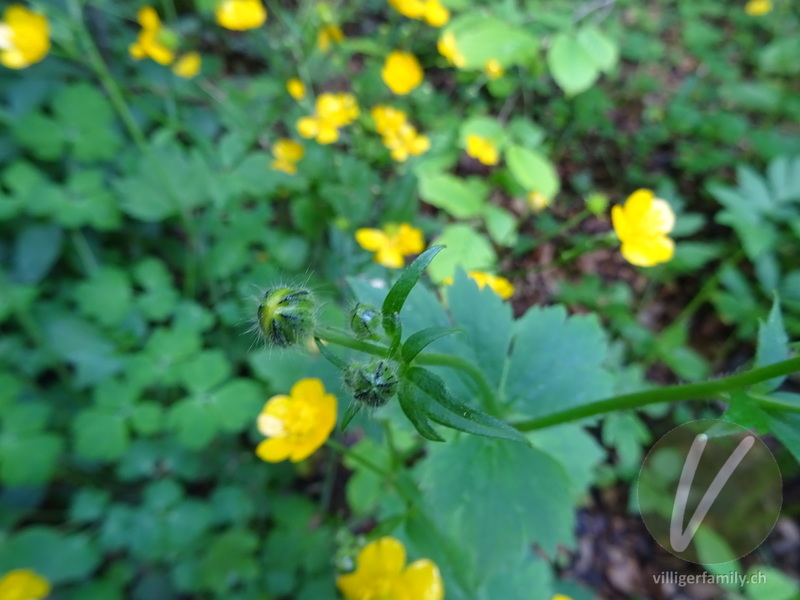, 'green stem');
512,356,800,432
315,327,390,356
